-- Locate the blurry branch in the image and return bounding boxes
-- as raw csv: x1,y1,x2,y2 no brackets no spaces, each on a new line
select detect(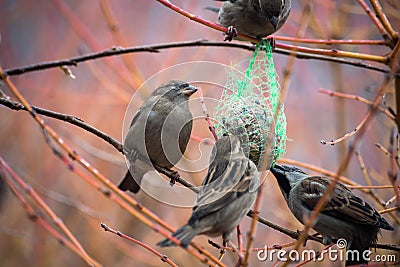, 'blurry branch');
279,50,394,76
0,97,124,152
280,1,312,101
356,0,393,45
389,40,400,132
0,157,102,267
369,0,399,41
3,40,396,78
319,89,396,120
98,0,145,86
247,210,323,243
274,36,387,46
51,0,138,90
198,87,218,141
389,128,400,207
380,207,400,215
101,223,178,267
319,58,399,145
355,150,380,204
